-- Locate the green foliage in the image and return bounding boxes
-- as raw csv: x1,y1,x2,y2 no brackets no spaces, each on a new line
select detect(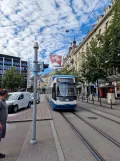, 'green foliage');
81,39,107,83
54,67,81,83
55,67,69,75
81,0,120,82
3,67,25,91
